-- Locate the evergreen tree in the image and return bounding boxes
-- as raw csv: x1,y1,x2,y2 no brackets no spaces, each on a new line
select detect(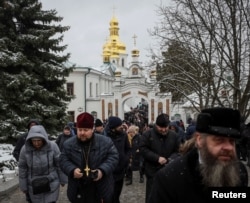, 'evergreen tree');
0,0,72,141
